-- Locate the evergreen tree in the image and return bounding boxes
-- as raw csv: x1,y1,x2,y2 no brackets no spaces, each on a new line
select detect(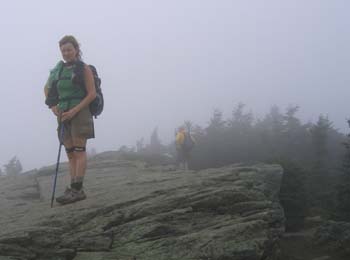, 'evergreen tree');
184,120,194,132
136,138,145,152
310,115,333,168
256,105,285,159
207,109,225,132
229,103,253,130
192,125,205,139
4,156,22,176
336,120,350,220
149,127,162,154
228,103,255,162
283,106,311,161
192,109,227,169
308,115,334,212
278,159,307,231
